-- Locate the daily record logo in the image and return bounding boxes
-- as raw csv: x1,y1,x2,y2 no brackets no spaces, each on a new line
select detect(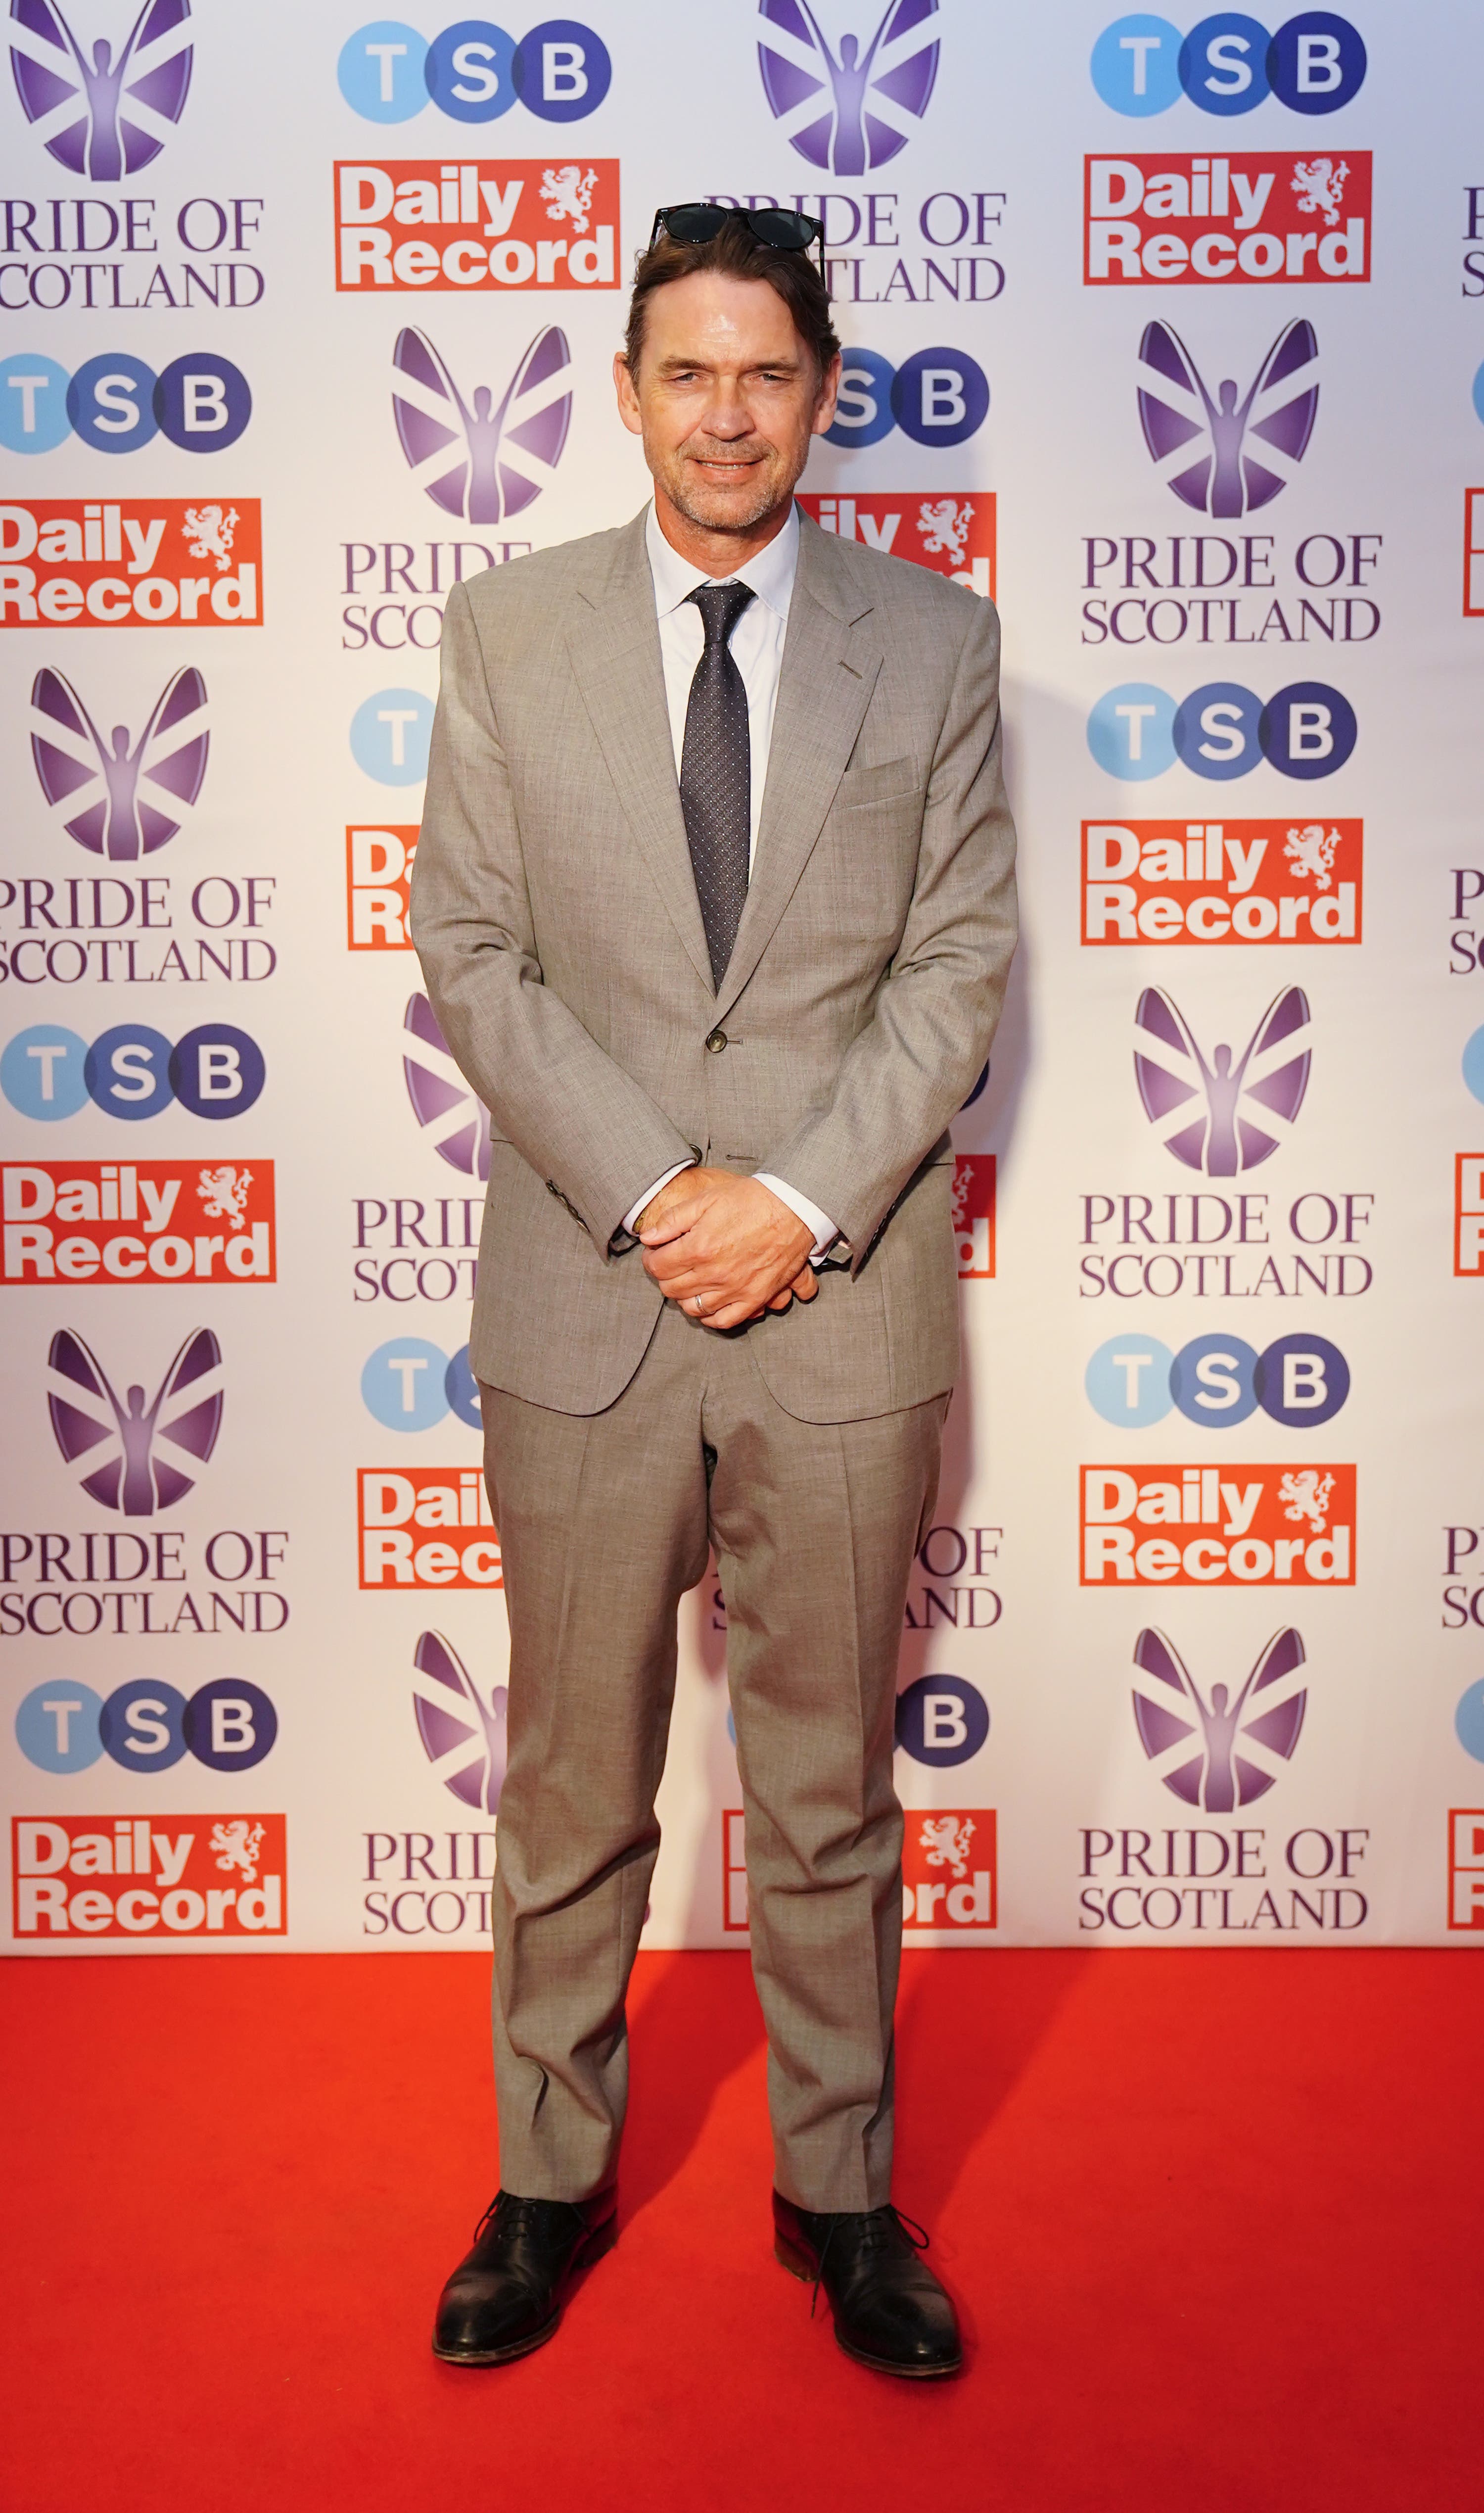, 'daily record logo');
404,991,491,1178
1085,152,1370,286
757,0,938,175
338,17,610,123
392,323,571,523
359,1466,502,1590
48,1324,222,1513
1,1020,265,1121
336,159,617,291
822,344,987,450
1090,15,1365,117
11,1812,285,1939
15,1675,276,1772
31,664,207,857
3,1157,274,1283
1138,317,1316,516
0,349,250,454
1081,1461,1353,1586
1082,816,1361,946
724,1805,994,1933
347,824,417,947
413,1629,507,1814
0,499,262,626
8,0,192,179
1454,1156,1484,1278
1132,1625,1306,1812
1135,982,1309,1175
1448,1812,1484,1931
1086,1330,1350,1428
952,1152,994,1279
1088,680,1356,781
796,489,994,597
